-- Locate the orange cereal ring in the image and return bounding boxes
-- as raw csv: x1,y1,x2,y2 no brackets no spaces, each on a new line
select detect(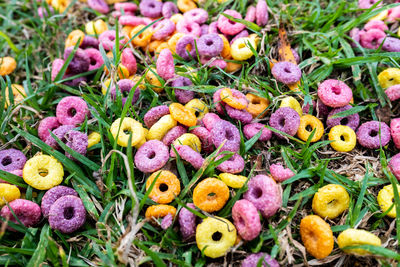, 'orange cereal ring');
169,103,197,127
177,0,196,13
245,93,269,118
148,40,164,53
122,26,135,42
300,215,334,259
131,25,153,47
0,57,17,76
193,178,230,212
146,67,163,93
220,88,248,110
145,204,177,219
155,42,170,55
146,170,181,204
225,59,242,73
219,35,231,59
65,30,85,48
297,114,324,142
